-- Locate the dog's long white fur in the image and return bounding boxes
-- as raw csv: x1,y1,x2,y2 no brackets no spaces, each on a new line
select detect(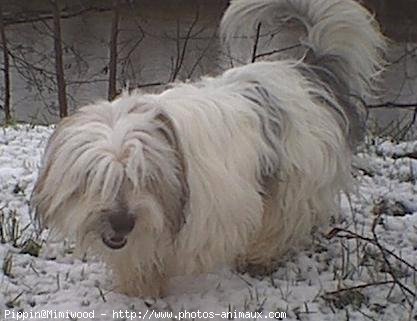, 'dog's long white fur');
32,0,385,297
